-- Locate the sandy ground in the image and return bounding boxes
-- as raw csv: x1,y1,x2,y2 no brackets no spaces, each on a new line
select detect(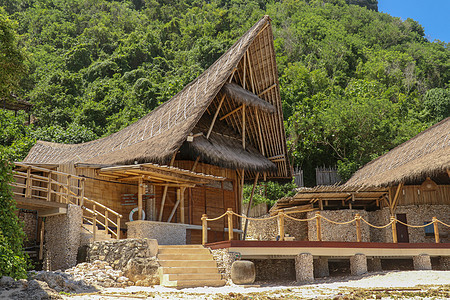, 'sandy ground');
66,270,450,299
